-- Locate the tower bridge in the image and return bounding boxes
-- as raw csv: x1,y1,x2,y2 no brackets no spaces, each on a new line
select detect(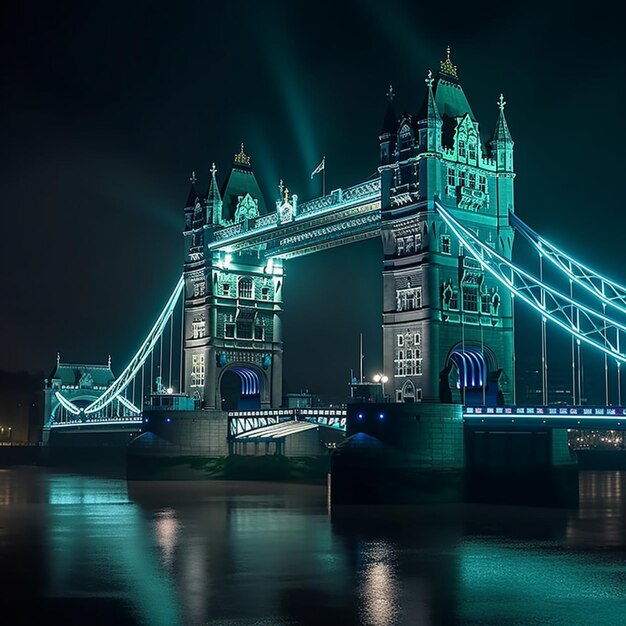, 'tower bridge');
43,49,626,504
